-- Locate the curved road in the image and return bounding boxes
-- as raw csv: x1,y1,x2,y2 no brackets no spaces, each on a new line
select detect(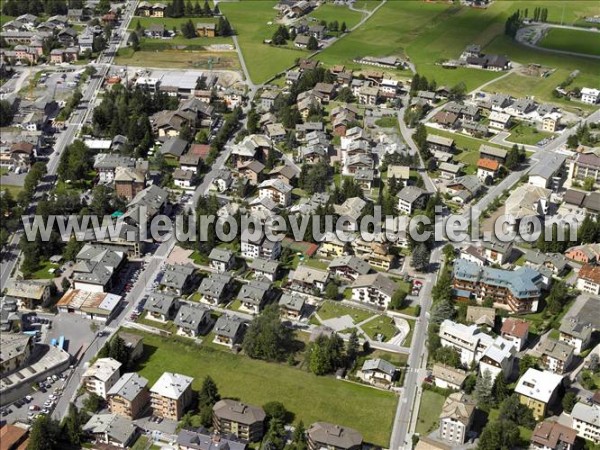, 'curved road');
517,23,600,60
